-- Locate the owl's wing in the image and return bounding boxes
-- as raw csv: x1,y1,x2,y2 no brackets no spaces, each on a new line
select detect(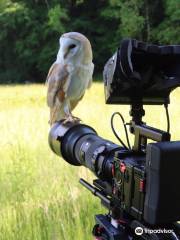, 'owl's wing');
70,94,84,111
46,63,69,108
87,63,94,88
